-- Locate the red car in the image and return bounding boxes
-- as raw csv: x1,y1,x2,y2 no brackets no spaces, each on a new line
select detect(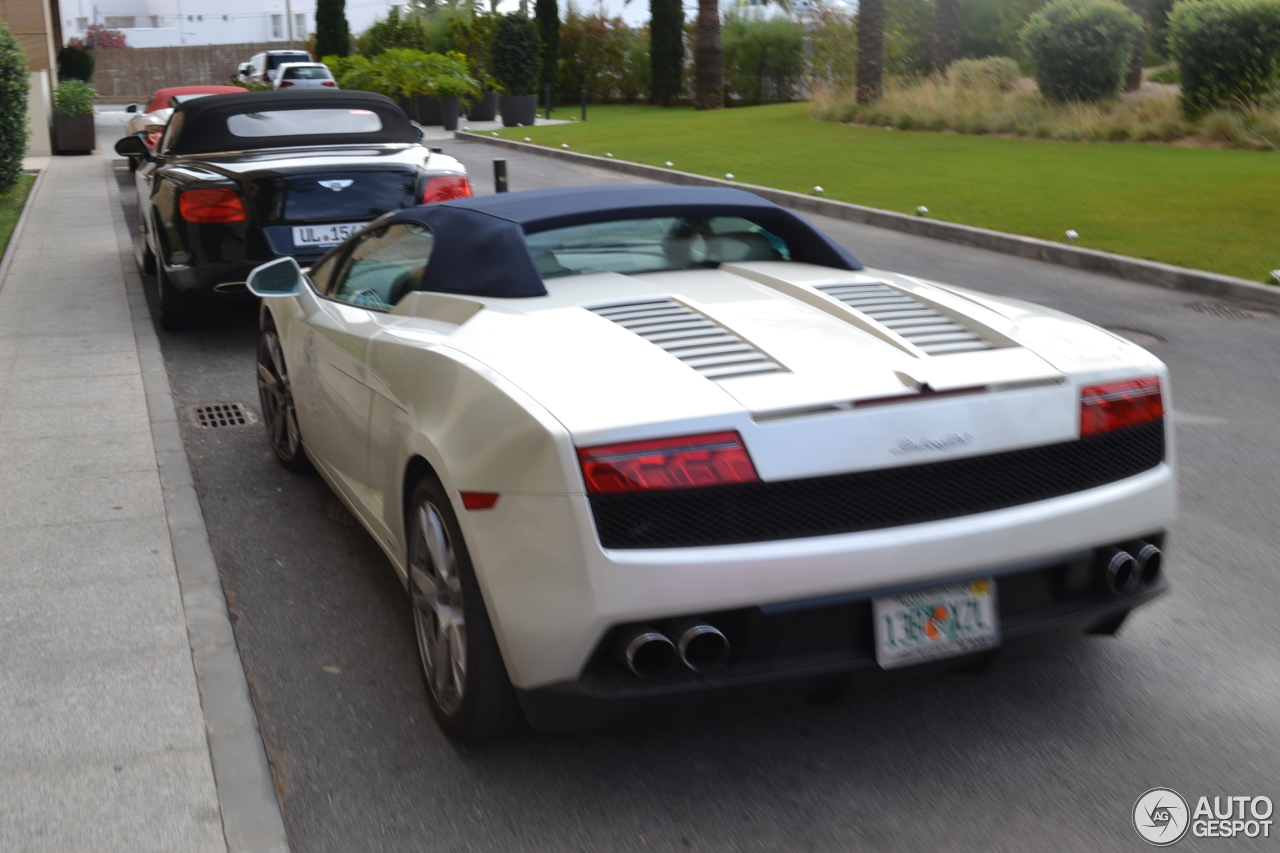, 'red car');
124,86,246,163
